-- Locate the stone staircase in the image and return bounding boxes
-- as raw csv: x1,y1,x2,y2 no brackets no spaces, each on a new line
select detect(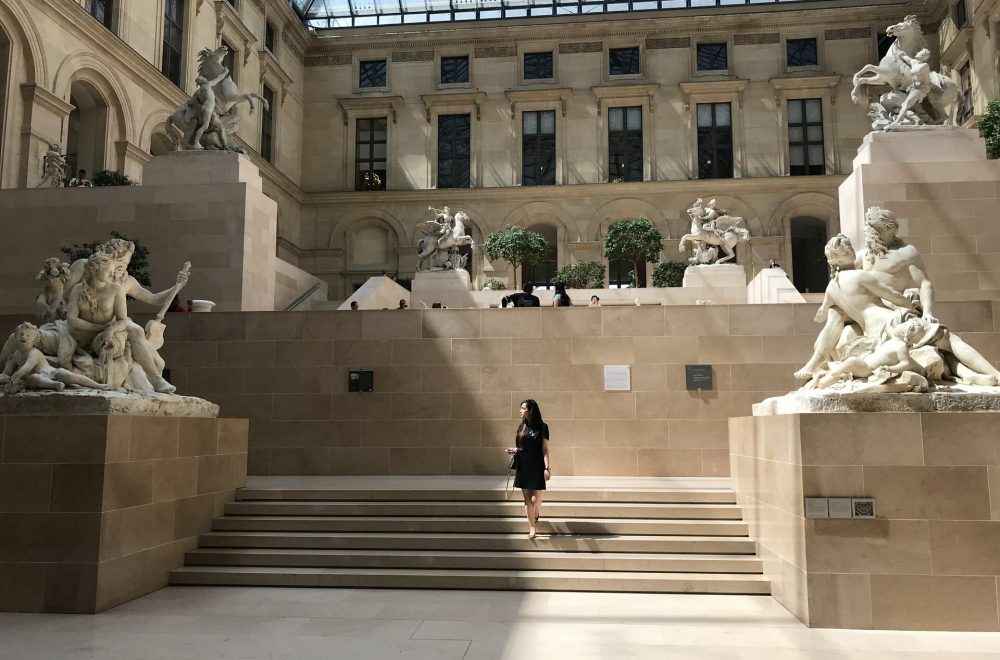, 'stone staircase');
170,480,769,594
